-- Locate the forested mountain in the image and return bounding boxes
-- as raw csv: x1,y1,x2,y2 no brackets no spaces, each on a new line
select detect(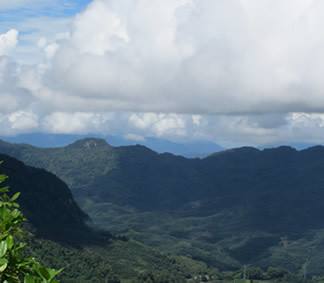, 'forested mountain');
0,133,223,157
0,152,216,282
0,153,88,240
2,138,324,275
